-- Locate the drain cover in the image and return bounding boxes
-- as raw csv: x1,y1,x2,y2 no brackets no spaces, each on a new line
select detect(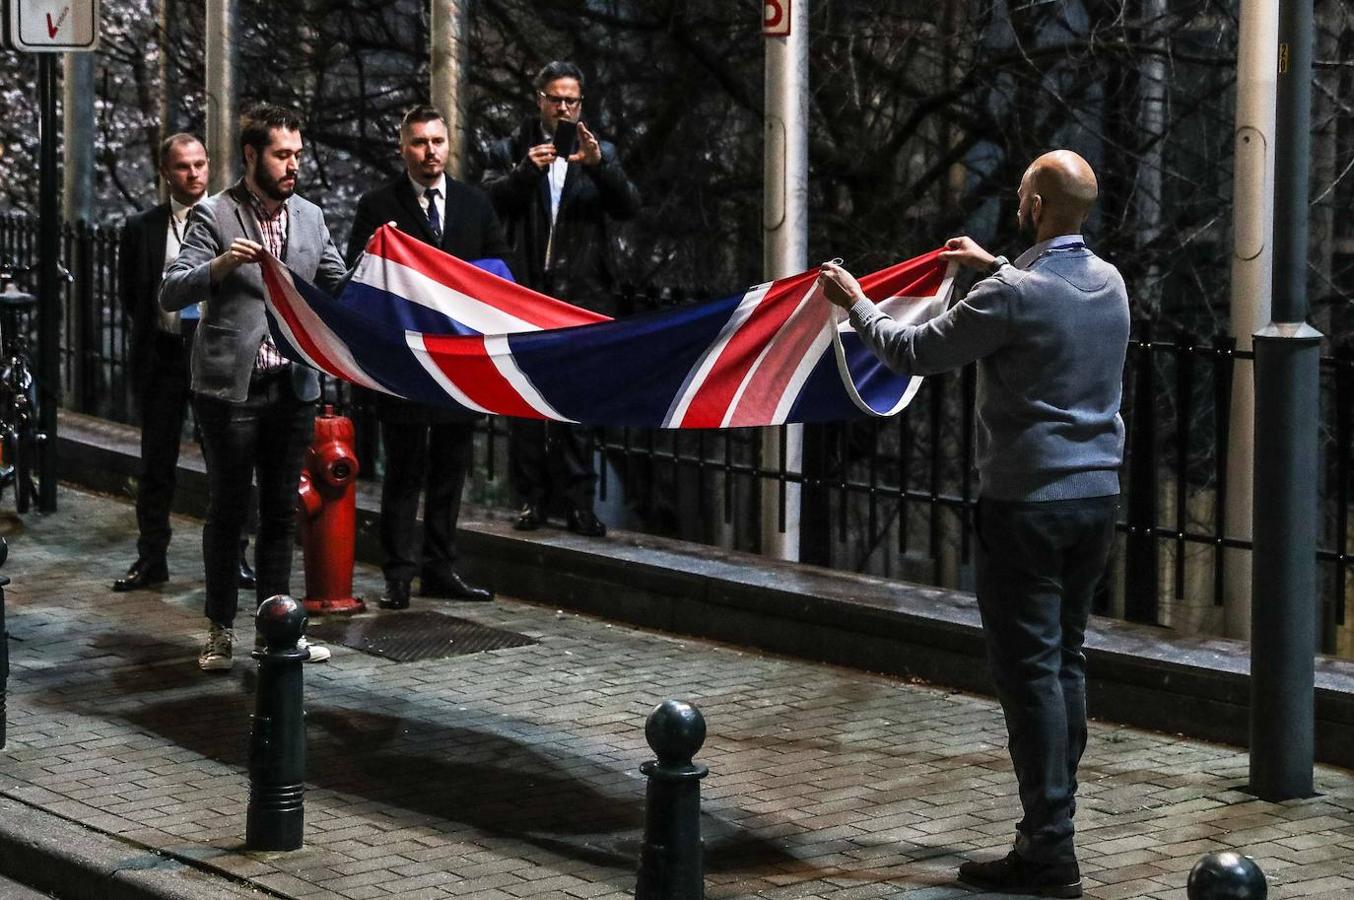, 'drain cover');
308,611,537,662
